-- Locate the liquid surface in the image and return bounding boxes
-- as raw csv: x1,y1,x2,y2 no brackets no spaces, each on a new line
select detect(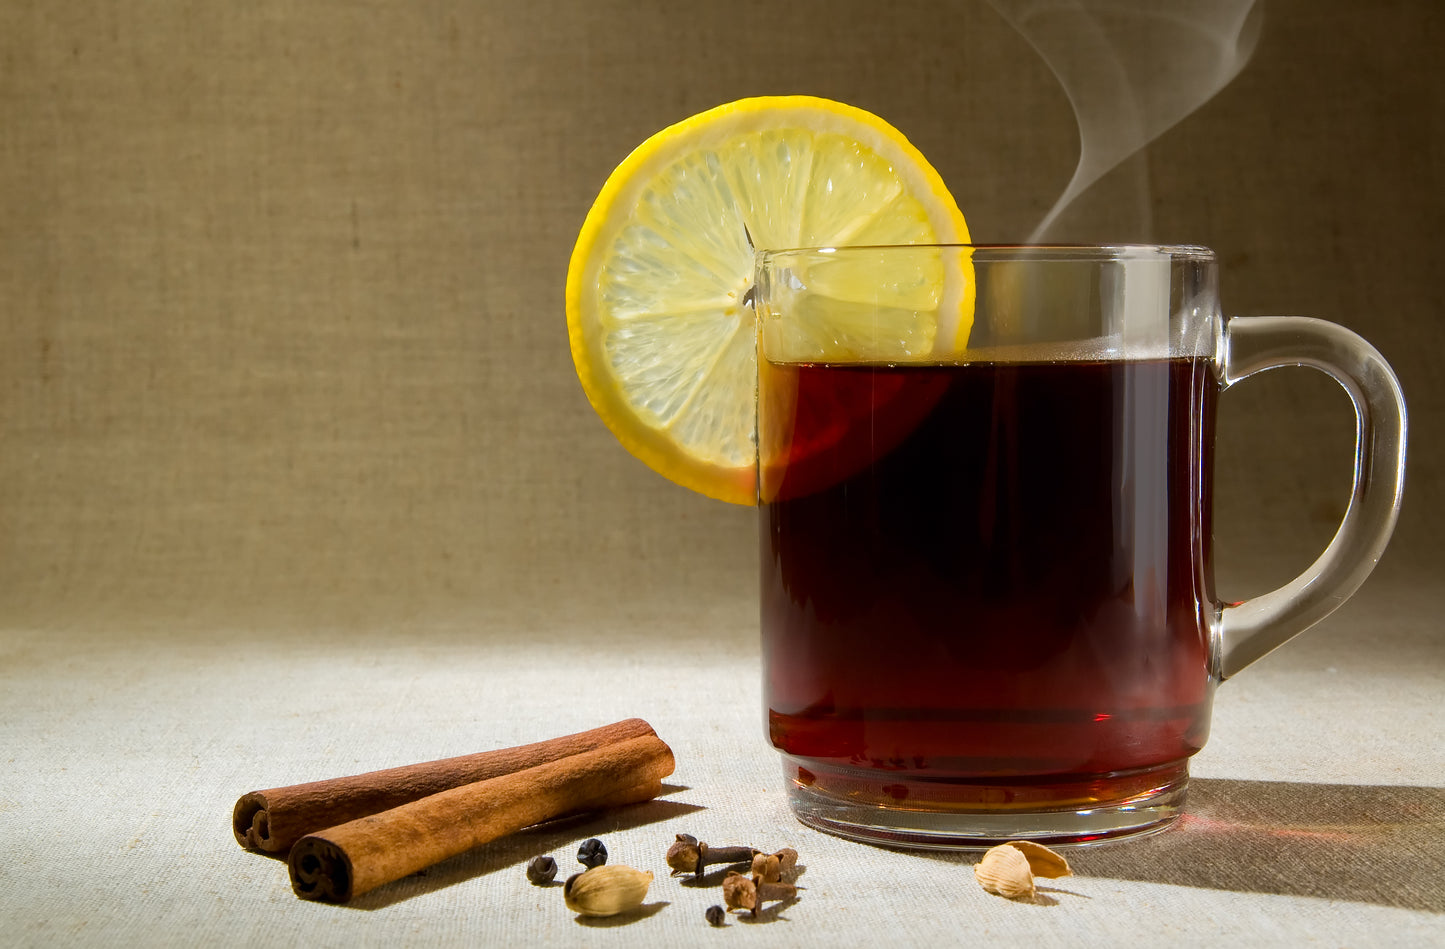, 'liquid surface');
760,358,1219,784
